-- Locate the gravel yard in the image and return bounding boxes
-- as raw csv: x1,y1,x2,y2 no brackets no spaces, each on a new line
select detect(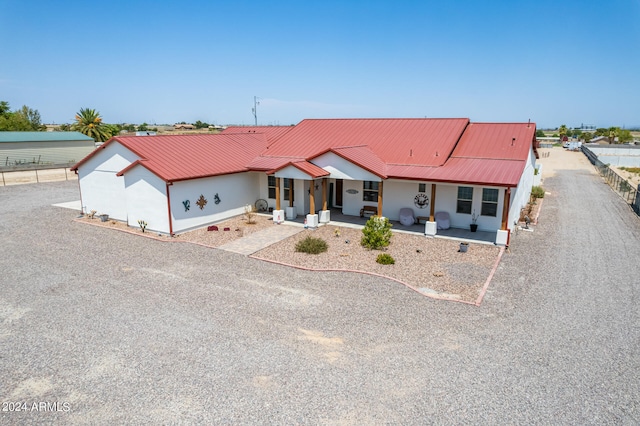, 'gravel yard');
252,225,500,303
1,148,639,424
79,213,501,304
